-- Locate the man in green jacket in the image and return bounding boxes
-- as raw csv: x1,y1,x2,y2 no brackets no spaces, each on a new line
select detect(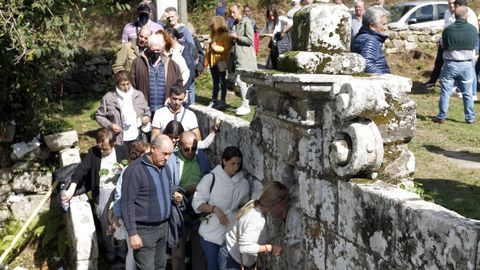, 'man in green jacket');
433,5,477,125
112,27,152,74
